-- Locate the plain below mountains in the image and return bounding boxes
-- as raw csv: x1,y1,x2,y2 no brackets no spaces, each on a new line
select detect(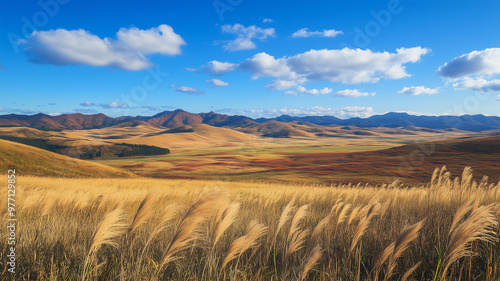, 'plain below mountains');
1,110,500,133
